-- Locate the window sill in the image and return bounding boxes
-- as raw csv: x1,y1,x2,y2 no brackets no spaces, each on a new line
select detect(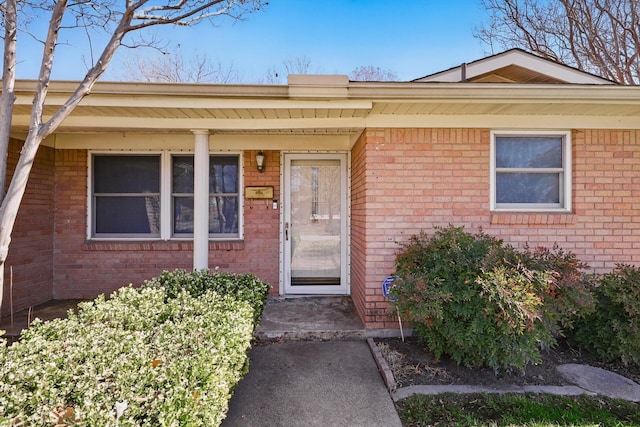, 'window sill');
490,212,576,226
84,240,245,251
